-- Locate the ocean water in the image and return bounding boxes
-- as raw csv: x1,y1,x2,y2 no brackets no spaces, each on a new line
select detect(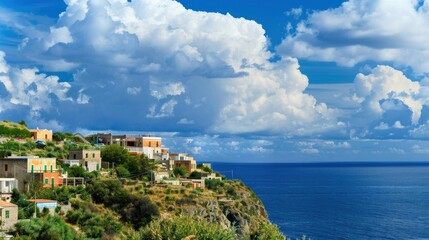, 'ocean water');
211,162,429,240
